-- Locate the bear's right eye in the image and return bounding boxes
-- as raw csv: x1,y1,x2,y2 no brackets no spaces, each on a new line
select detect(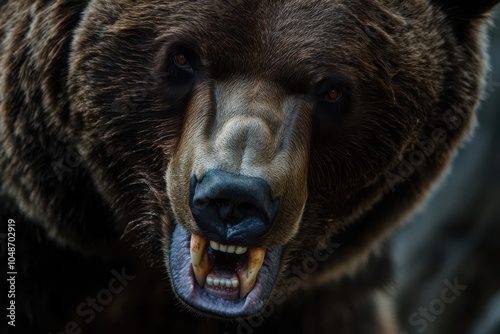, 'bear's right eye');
173,52,193,72
325,89,343,103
